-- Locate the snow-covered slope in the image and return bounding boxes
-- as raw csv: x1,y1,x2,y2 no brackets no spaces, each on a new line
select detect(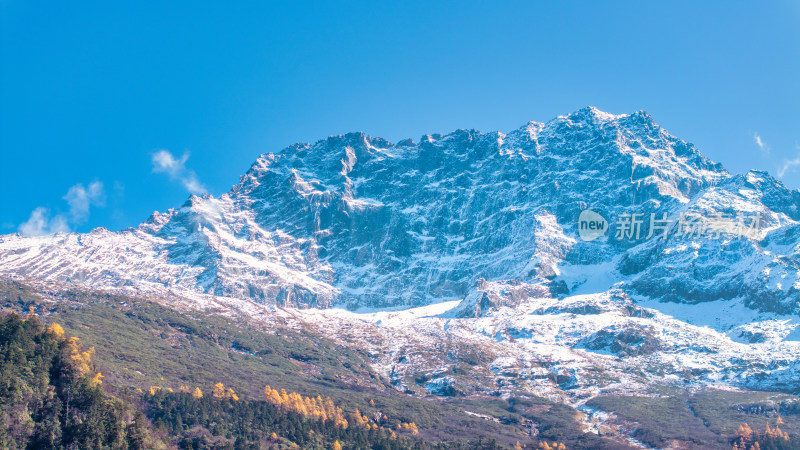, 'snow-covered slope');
4,106,800,398
292,287,800,400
